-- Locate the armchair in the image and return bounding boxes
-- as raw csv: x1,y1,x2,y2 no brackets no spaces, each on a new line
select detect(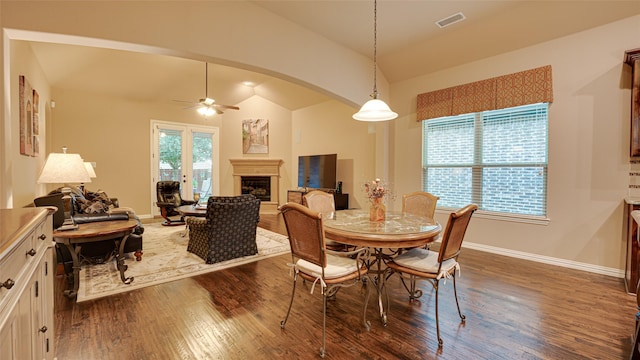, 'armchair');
156,181,195,226
186,194,261,264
